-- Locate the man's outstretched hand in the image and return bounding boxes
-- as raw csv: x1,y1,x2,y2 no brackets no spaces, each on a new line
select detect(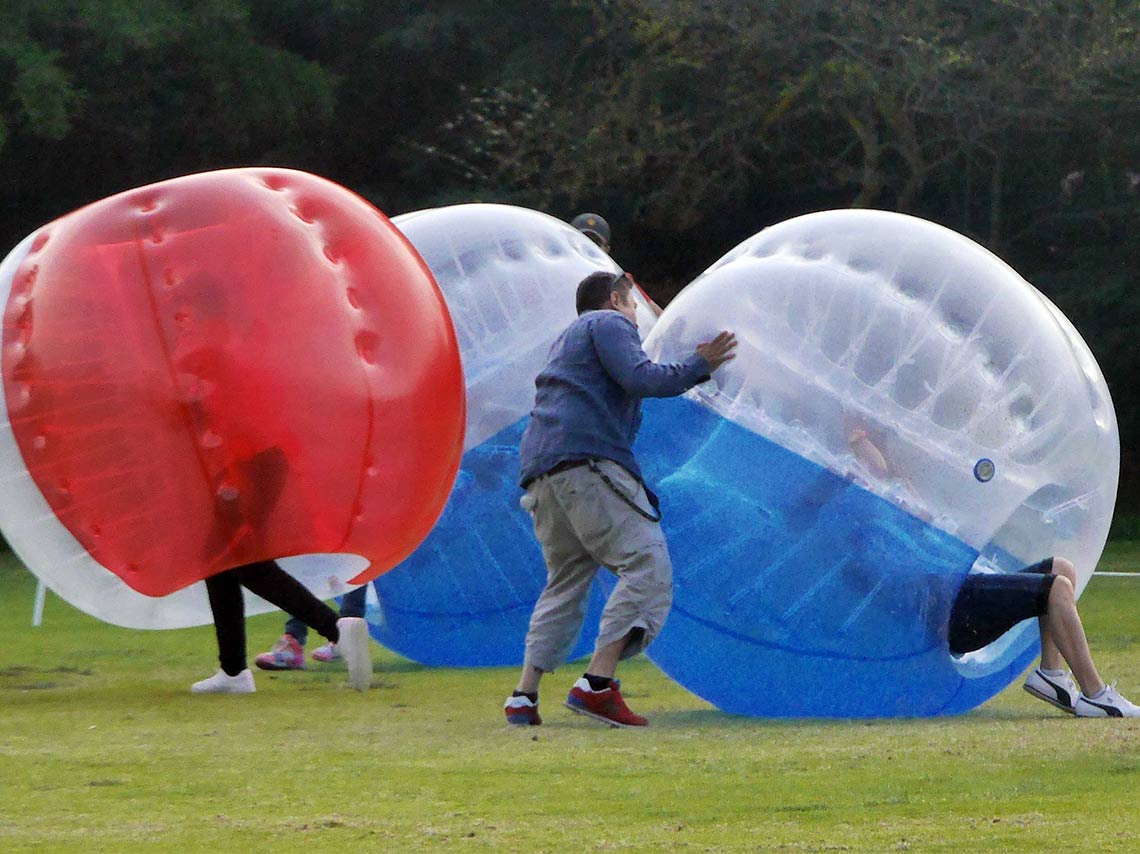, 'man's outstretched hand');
696,331,738,372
